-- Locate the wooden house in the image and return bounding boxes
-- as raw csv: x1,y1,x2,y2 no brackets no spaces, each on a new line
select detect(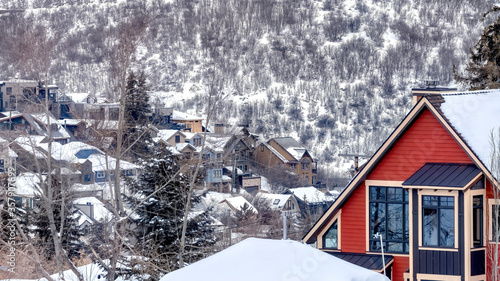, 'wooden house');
254,137,318,185
171,111,204,132
303,88,500,281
